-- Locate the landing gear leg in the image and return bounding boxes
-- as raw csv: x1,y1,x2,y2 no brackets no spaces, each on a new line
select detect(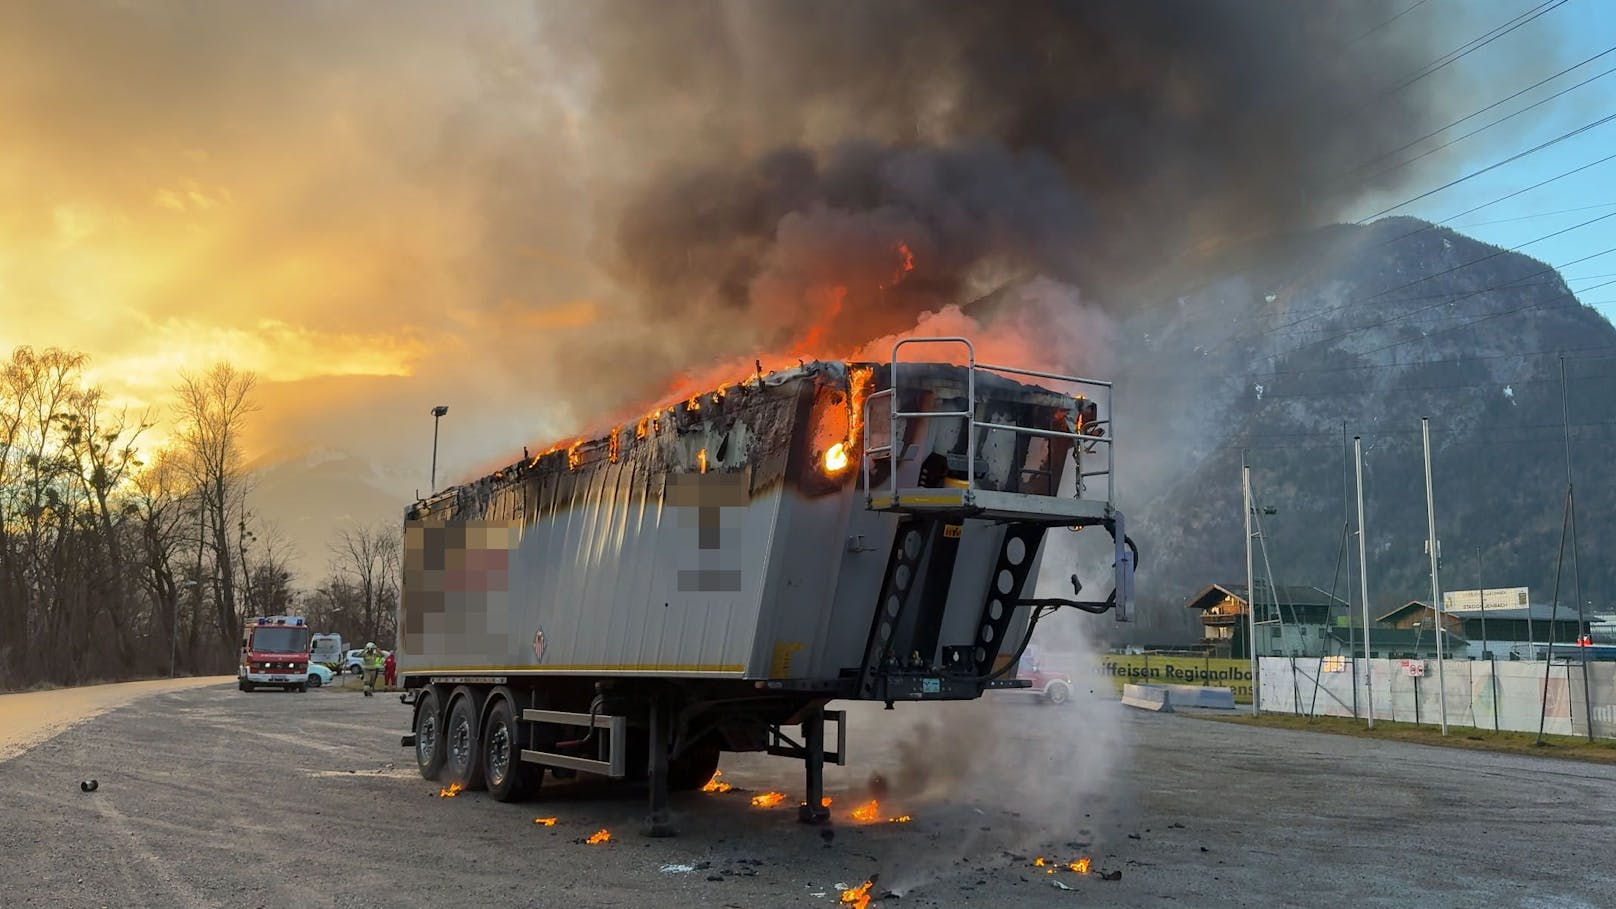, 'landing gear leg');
797,708,830,825
645,698,676,838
